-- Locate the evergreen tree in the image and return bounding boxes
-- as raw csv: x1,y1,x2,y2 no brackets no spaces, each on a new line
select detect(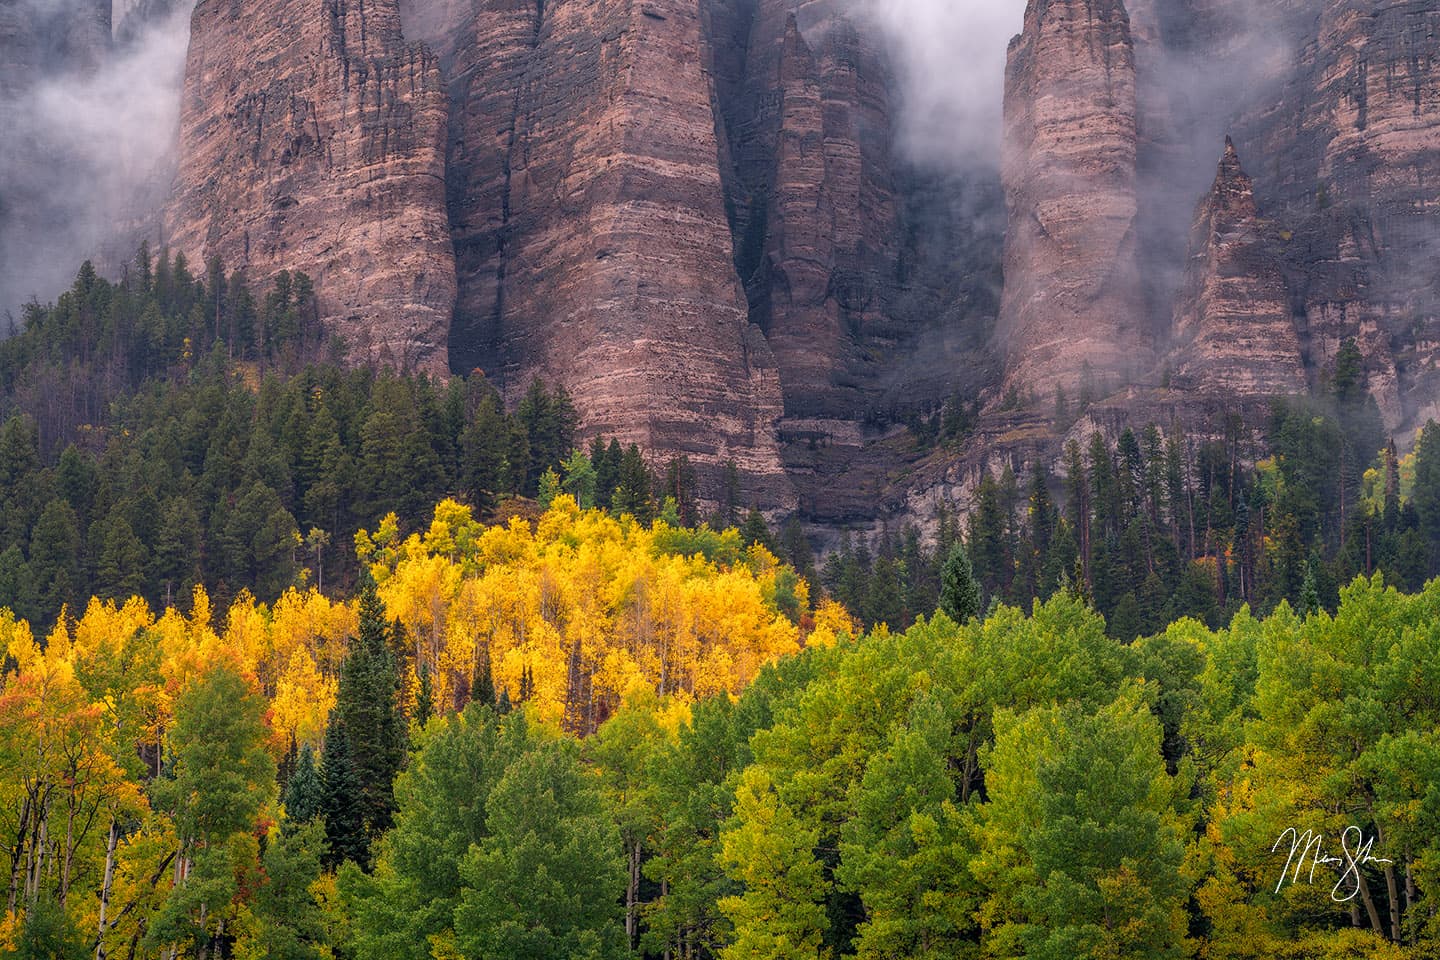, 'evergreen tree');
319,712,368,869
283,743,324,825
662,455,699,526
93,512,147,601
611,445,654,522
336,586,407,841
471,652,496,709
939,543,982,624
739,509,774,552
1413,420,1440,574
592,438,623,509
415,663,436,731
29,499,81,620
780,517,814,578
